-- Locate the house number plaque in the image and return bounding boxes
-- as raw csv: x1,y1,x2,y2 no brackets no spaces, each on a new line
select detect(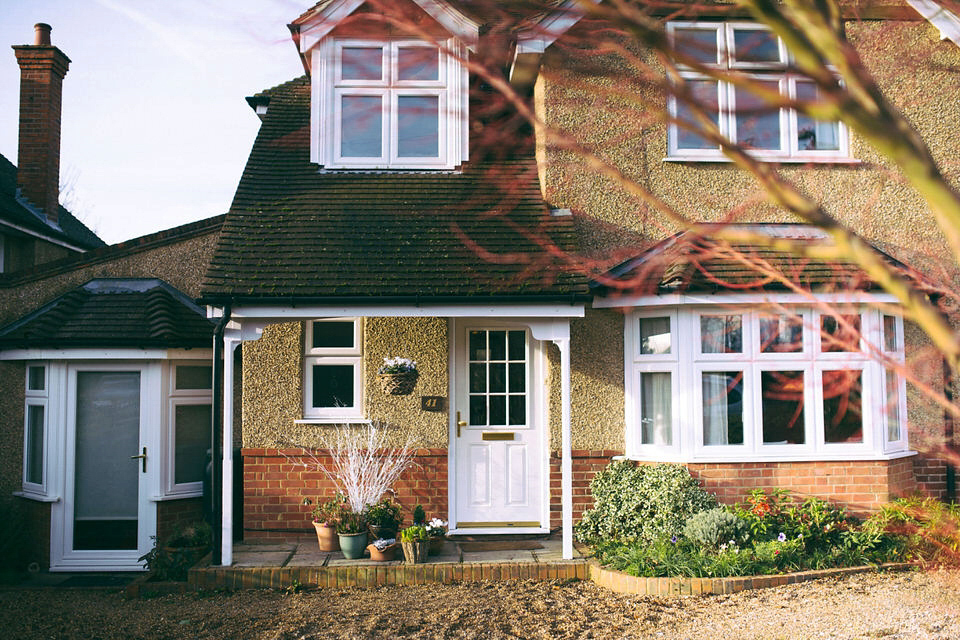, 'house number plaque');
421,396,445,412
